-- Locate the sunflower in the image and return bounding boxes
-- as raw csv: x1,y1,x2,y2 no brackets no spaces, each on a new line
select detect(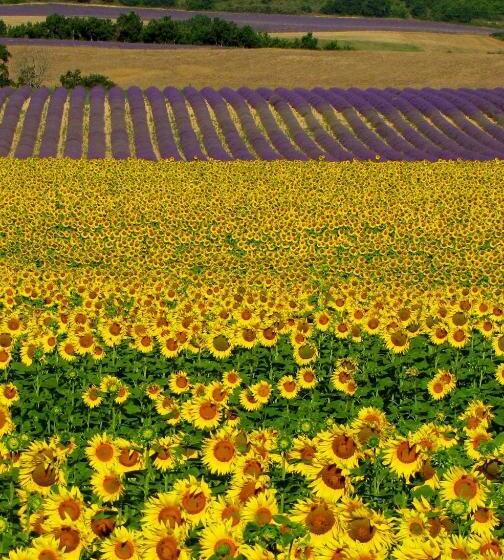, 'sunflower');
0,383,19,407
472,535,503,558
448,328,470,348
90,469,124,502
227,475,270,505
251,381,272,404
155,396,176,416
0,347,12,369
149,436,184,472
460,400,493,433
345,550,387,560
173,476,212,526
188,398,222,431
239,390,263,412
392,540,442,560
427,370,456,400
291,497,339,545
293,341,319,366
382,438,424,481
208,497,243,530
101,527,142,560
46,520,90,560
319,426,361,469
341,506,394,553
100,319,125,347
464,430,492,460
492,333,504,356
234,326,259,349
383,329,410,353
241,489,278,527
330,366,357,395
207,331,234,359
471,504,499,536
0,405,14,436
297,367,317,389
142,493,188,534
146,384,163,400
396,509,429,541
82,386,102,409
495,363,504,385
202,430,238,475
18,440,67,495
3,548,33,560
87,505,118,540
100,375,121,393
43,486,85,524
277,375,299,399
222,370,241,389
239,544,275,560
58,339,77,362
286,436,318,475
86,434,119,471
115,439,144,473
352,407,389,447
29,535,65,560
206,381,230,405
441,536,474,560
114,384,129,405
305,458,352,502
199,523,244,560
168,371,191,395
440,467,488,511
142,525,189,560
